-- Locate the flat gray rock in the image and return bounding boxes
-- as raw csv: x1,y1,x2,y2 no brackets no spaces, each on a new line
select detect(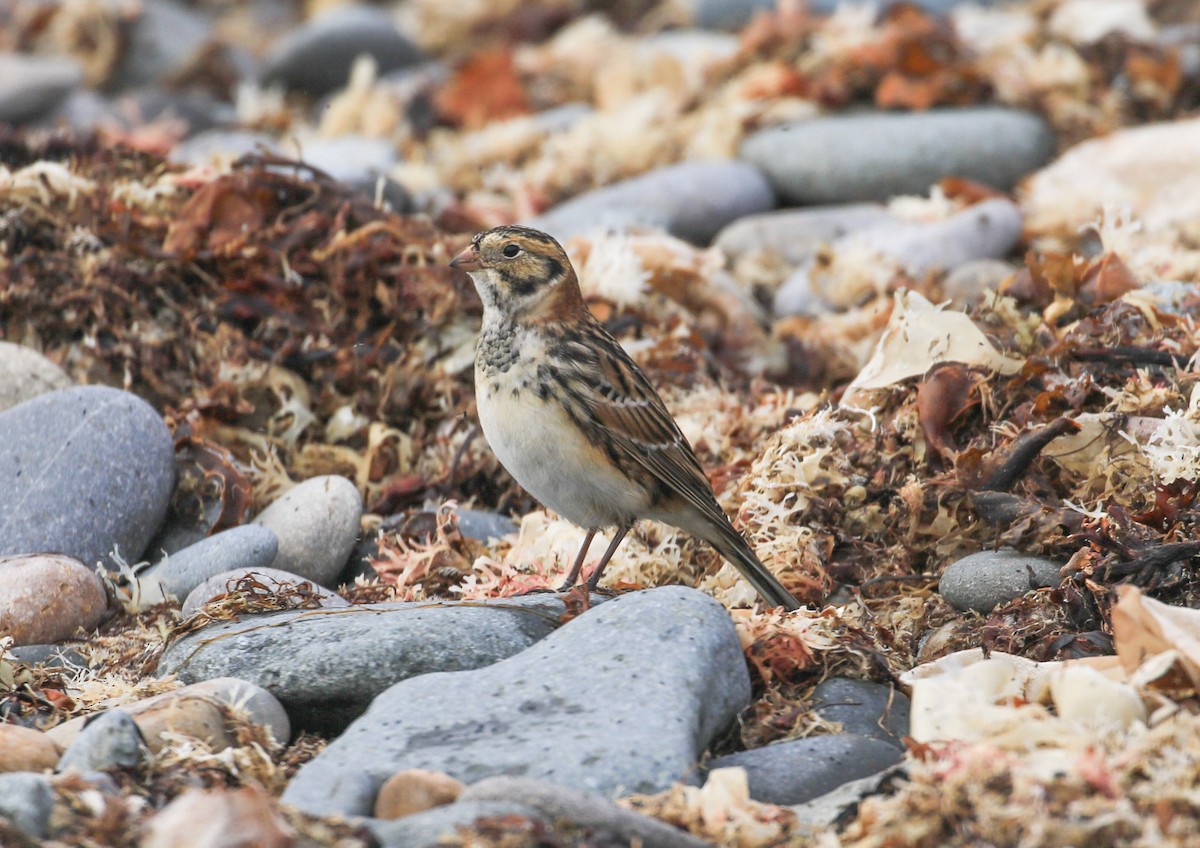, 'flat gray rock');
159,594,585,733
0,772,54,839
281,587,750,816
706,734,903,805
262,4,425,96
57,709,146,774
146,525,279,601
714,204,893,266
773,199,1023,316
0,386,175,569
367,801,545,848
461,776,710,848
526,160,775,245
810,678,910,748
180,564,348,618
0,341,72,413
741,108,1055,204
939,549,1062,613
0,53,83,125
252,474,362,585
